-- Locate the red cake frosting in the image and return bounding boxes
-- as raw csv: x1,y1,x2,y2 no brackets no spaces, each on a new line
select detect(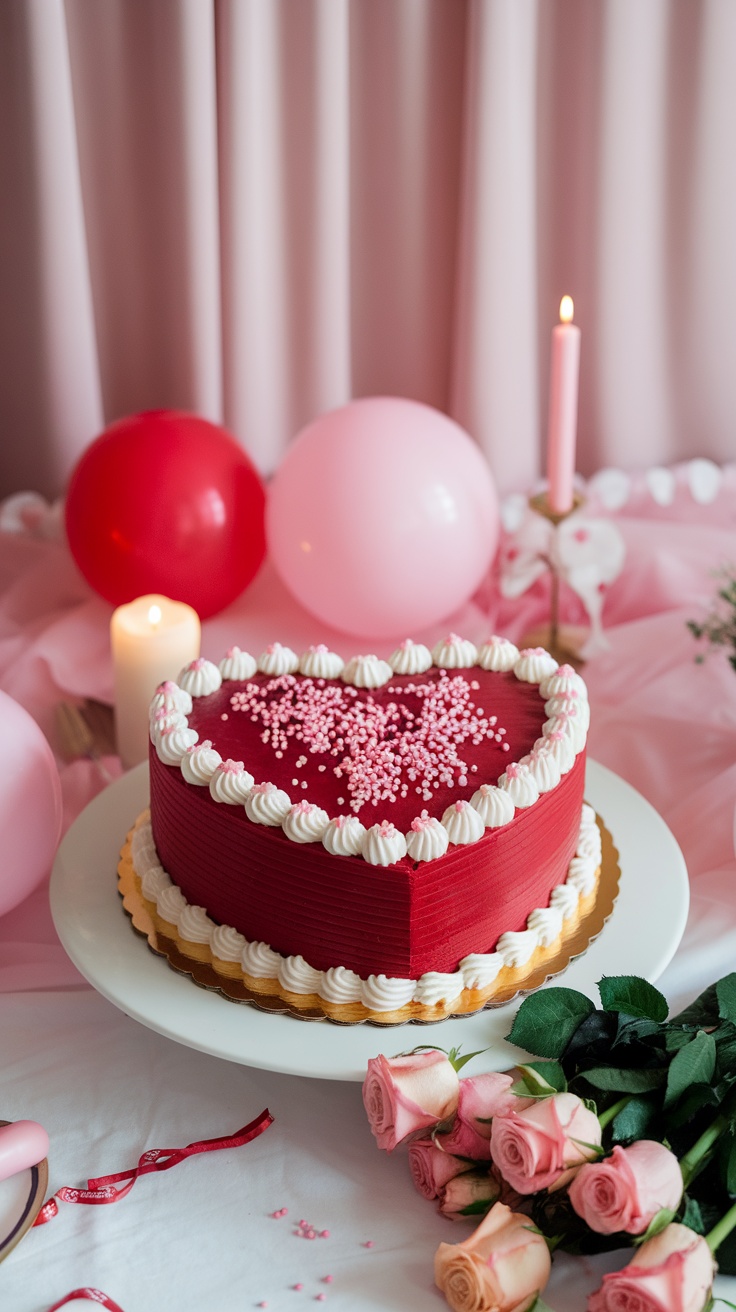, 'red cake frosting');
147,641,588,982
